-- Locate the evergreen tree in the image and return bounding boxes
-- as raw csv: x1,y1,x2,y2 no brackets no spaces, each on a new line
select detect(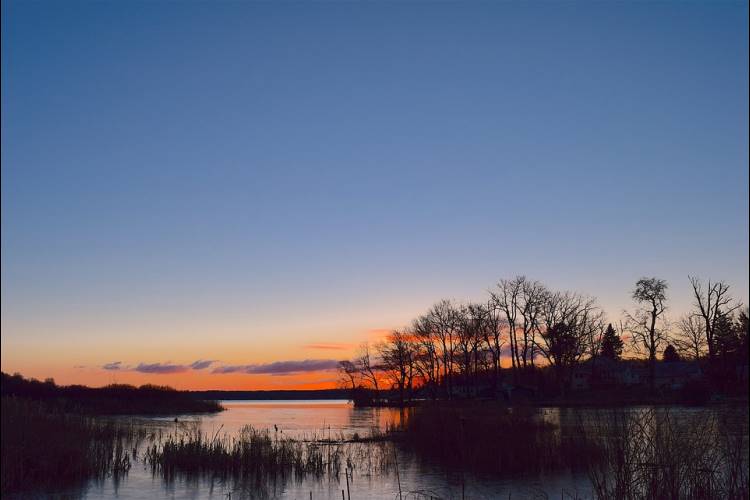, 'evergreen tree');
600,323,623,360
662,344,680,362
714,312,740,361
711,311,744,387
736,309,749,363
